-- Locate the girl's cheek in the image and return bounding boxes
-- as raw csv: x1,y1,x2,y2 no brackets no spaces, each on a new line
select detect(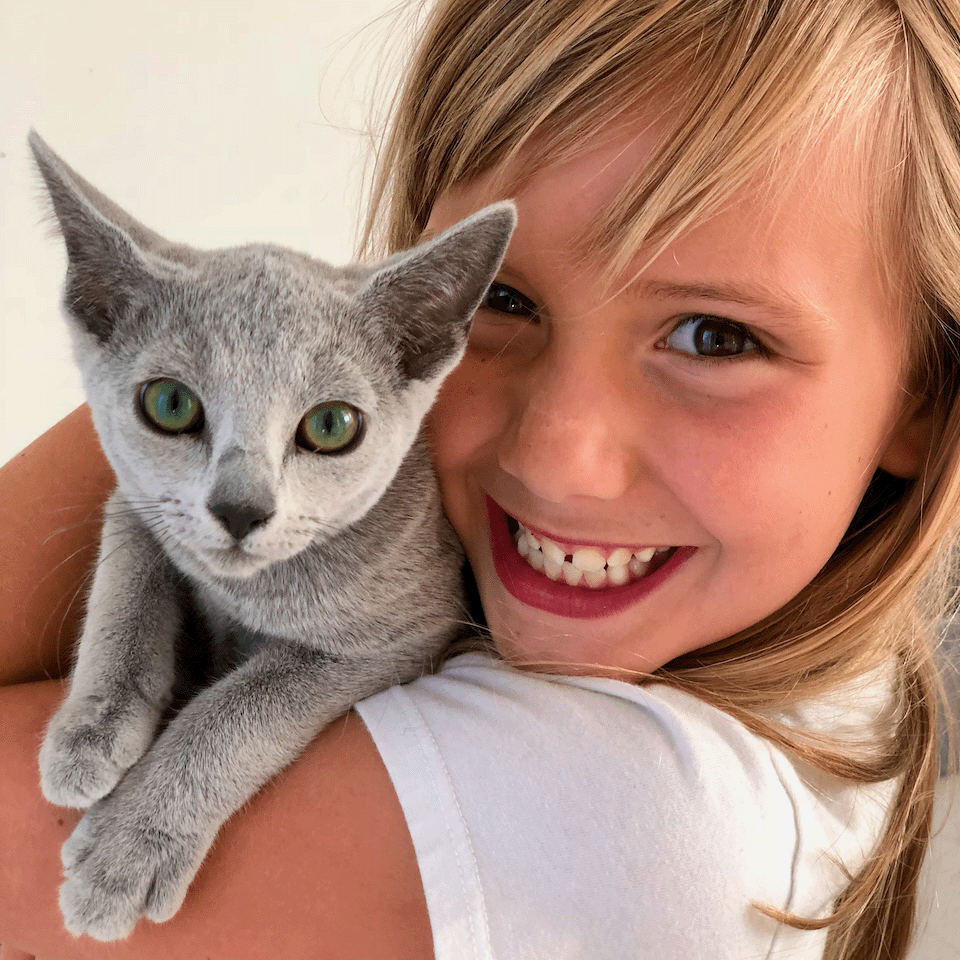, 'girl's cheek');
429,355,509,463
426,359,509,554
